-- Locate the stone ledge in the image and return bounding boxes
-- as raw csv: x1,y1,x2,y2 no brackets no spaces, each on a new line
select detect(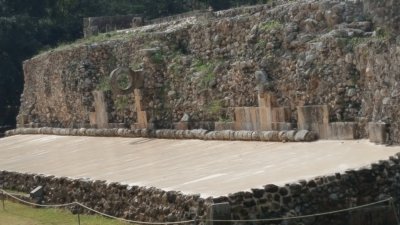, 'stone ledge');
5,128,317,142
